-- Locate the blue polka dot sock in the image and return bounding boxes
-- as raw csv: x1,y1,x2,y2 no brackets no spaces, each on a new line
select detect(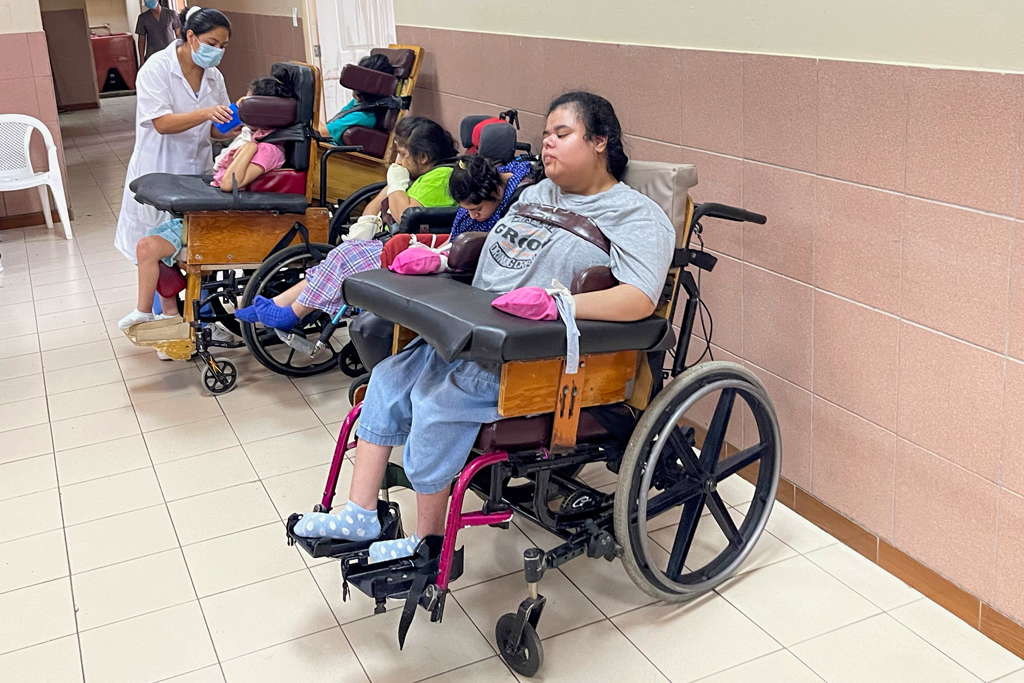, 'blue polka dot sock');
369,535,422,563
234,303,260,323
253,295,301,331
293,501,380,541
